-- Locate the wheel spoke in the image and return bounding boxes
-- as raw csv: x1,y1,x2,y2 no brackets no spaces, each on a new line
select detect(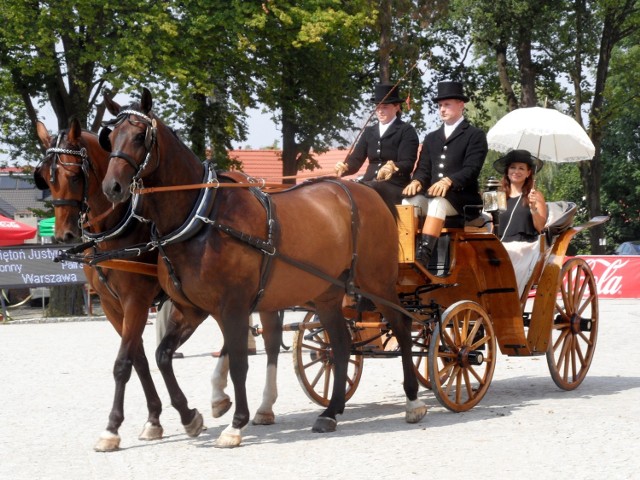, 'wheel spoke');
429,301,496,412
576,292,595,317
